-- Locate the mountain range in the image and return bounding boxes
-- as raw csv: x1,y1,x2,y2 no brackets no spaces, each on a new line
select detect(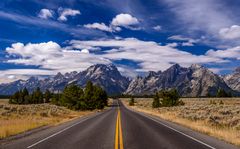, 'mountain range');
0,64,239,97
